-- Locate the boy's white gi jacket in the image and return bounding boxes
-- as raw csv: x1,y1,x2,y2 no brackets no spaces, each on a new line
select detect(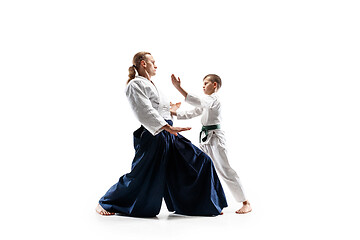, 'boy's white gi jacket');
176,92,223,144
